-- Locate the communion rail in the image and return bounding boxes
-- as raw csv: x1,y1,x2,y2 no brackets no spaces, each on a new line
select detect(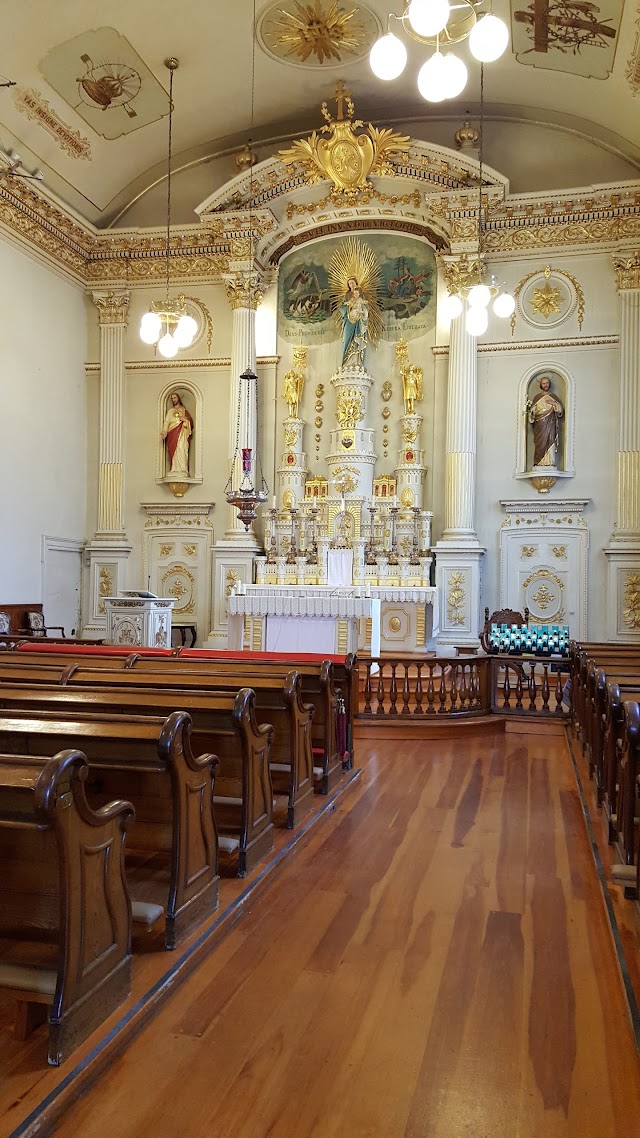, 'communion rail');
358,655,570,719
